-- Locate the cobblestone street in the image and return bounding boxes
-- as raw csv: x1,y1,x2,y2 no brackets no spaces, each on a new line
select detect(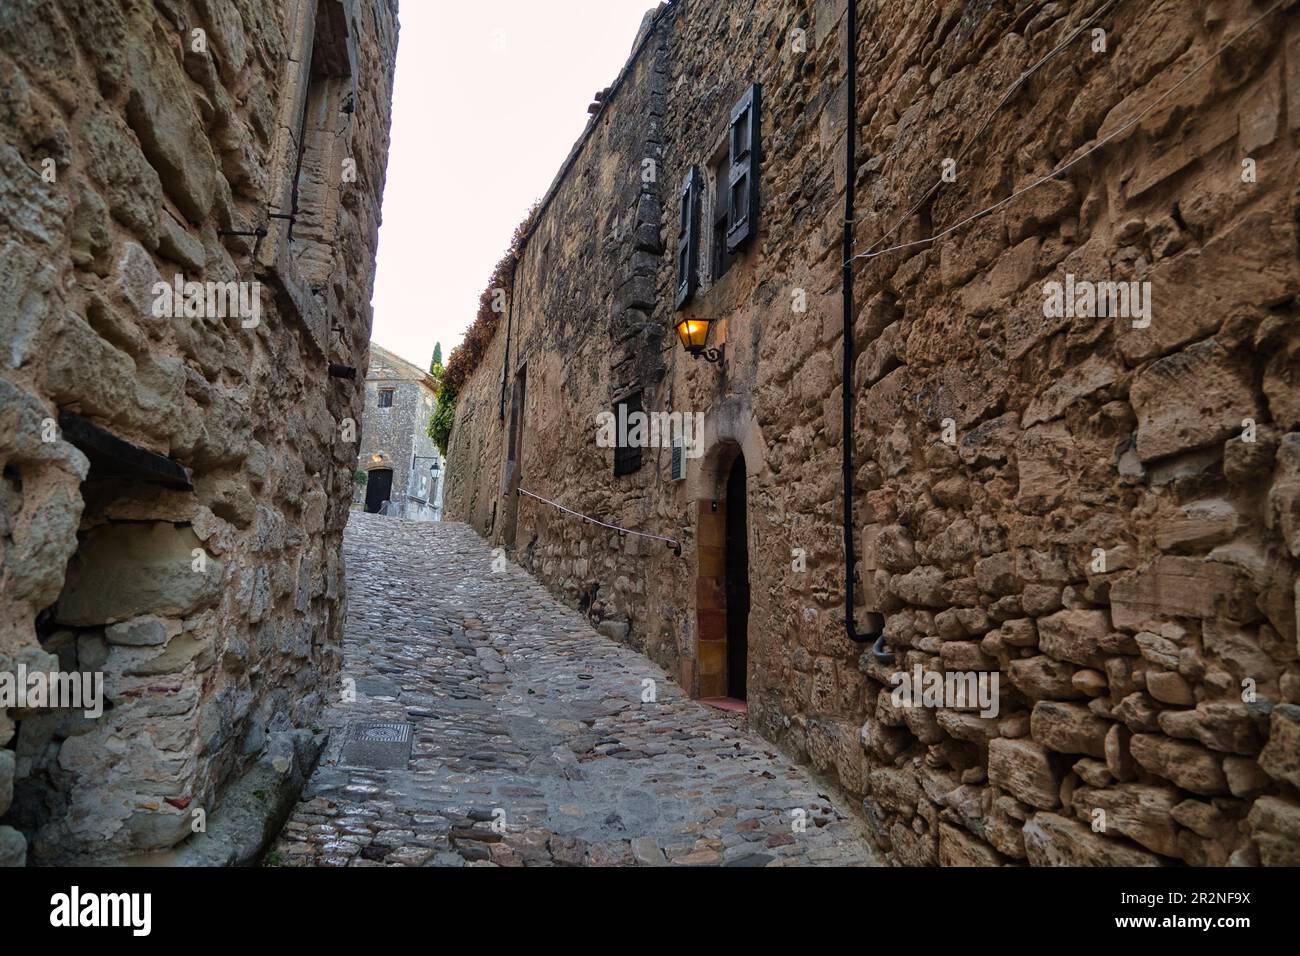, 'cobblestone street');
270,514,877,867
